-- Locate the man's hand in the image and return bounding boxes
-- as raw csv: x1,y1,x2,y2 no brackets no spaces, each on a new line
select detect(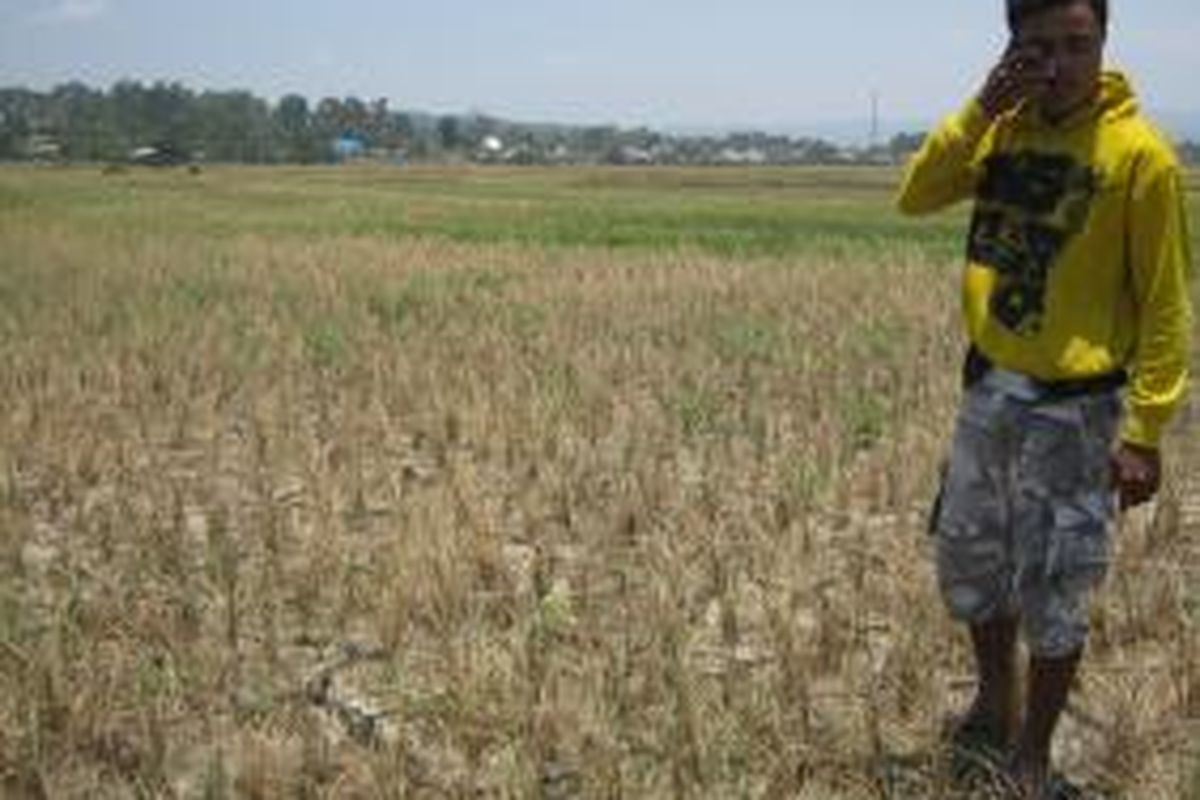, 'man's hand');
978,42,1050,118
1111,442,1161,510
